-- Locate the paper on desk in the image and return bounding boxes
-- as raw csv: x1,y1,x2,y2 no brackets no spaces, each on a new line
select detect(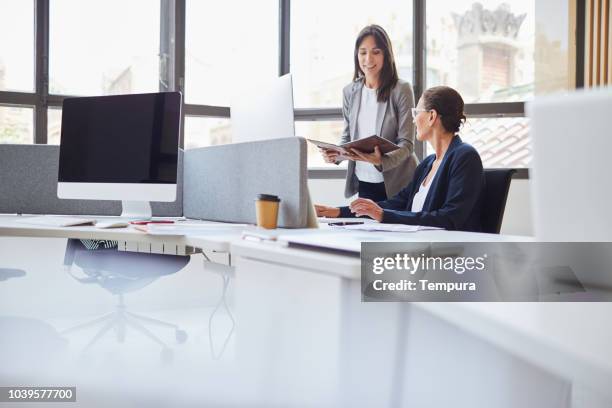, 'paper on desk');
331,223,443,232
317,217,376,224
